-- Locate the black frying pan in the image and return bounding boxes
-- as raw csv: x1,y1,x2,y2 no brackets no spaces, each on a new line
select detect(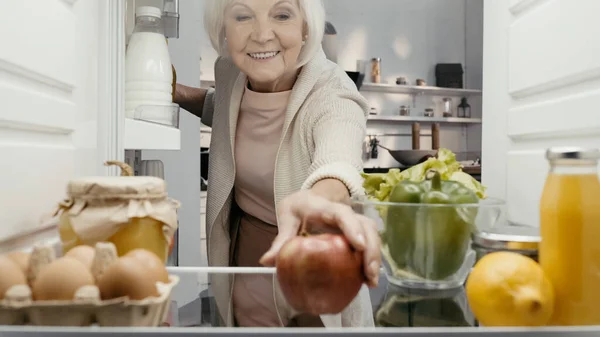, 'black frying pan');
378,145,438,166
